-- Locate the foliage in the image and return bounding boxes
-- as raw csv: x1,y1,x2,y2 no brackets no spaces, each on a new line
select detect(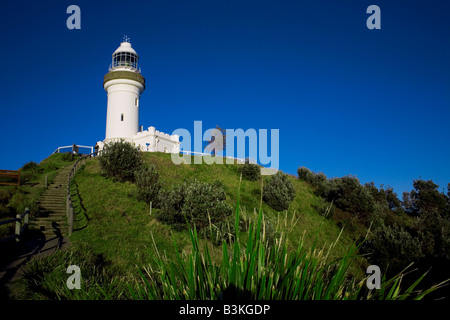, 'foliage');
239,159,261,181
21,161,39,172
263,171,295,212
130,199,446,300
201,217,236,246
9,153,448,300
98,140,143,182
361,223,424,272
14,242,130,300
134,164,161,205
0,189,14,217
19,161,40,183
406,180,448,217
157,179,232,230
